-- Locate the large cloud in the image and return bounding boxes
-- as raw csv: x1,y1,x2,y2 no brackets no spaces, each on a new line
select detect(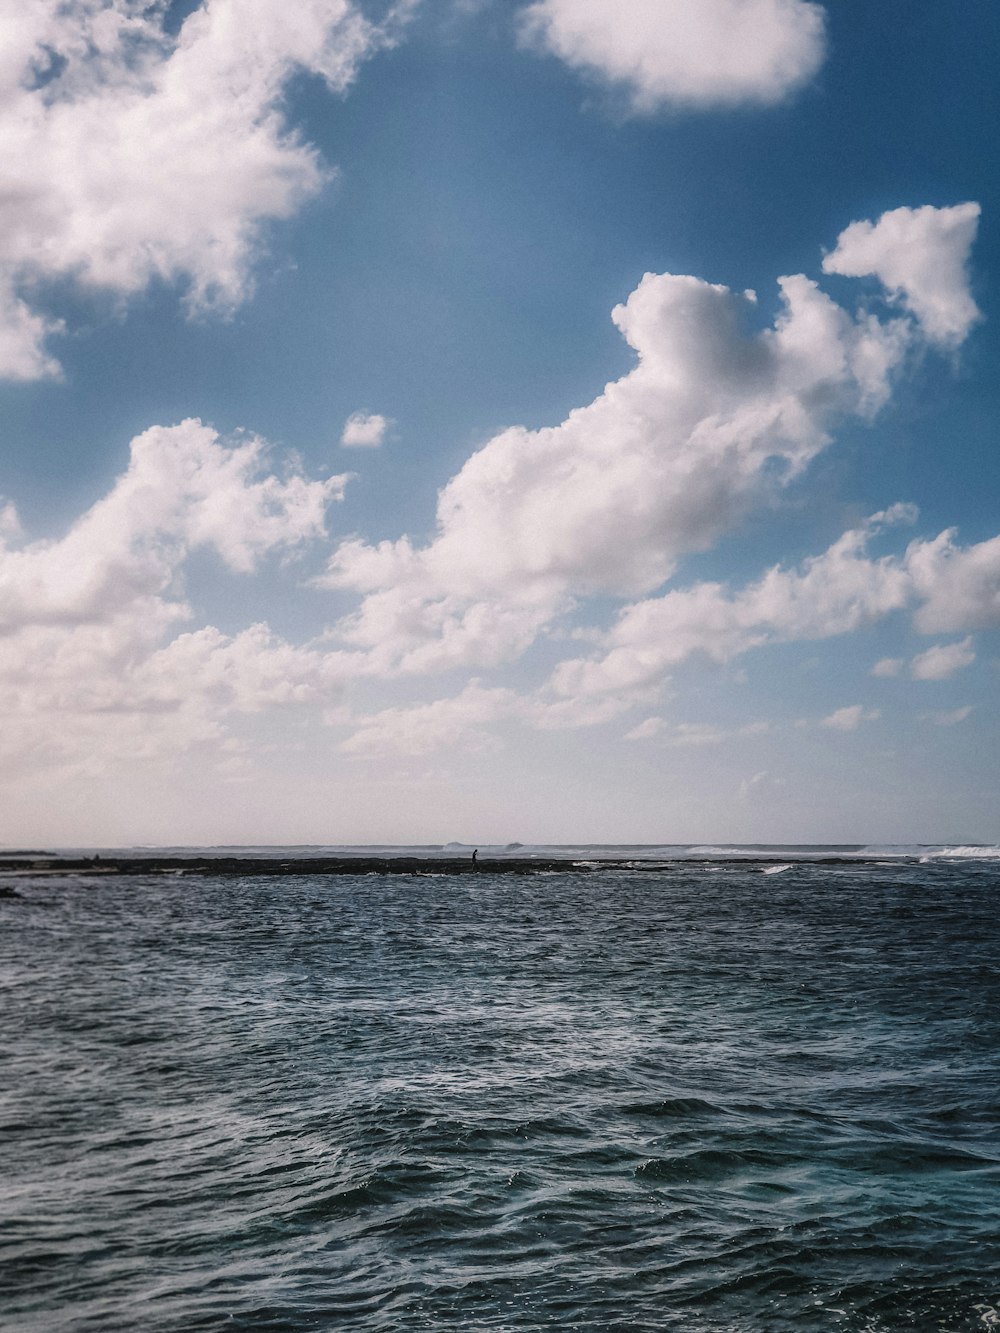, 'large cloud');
550,512,999,703
519,0,827,111
823,203,982,347
0,420,353,779
334,508,1000,758
0,0,408,379
550,507,918,698
320,205,977,677
0,418,347,633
